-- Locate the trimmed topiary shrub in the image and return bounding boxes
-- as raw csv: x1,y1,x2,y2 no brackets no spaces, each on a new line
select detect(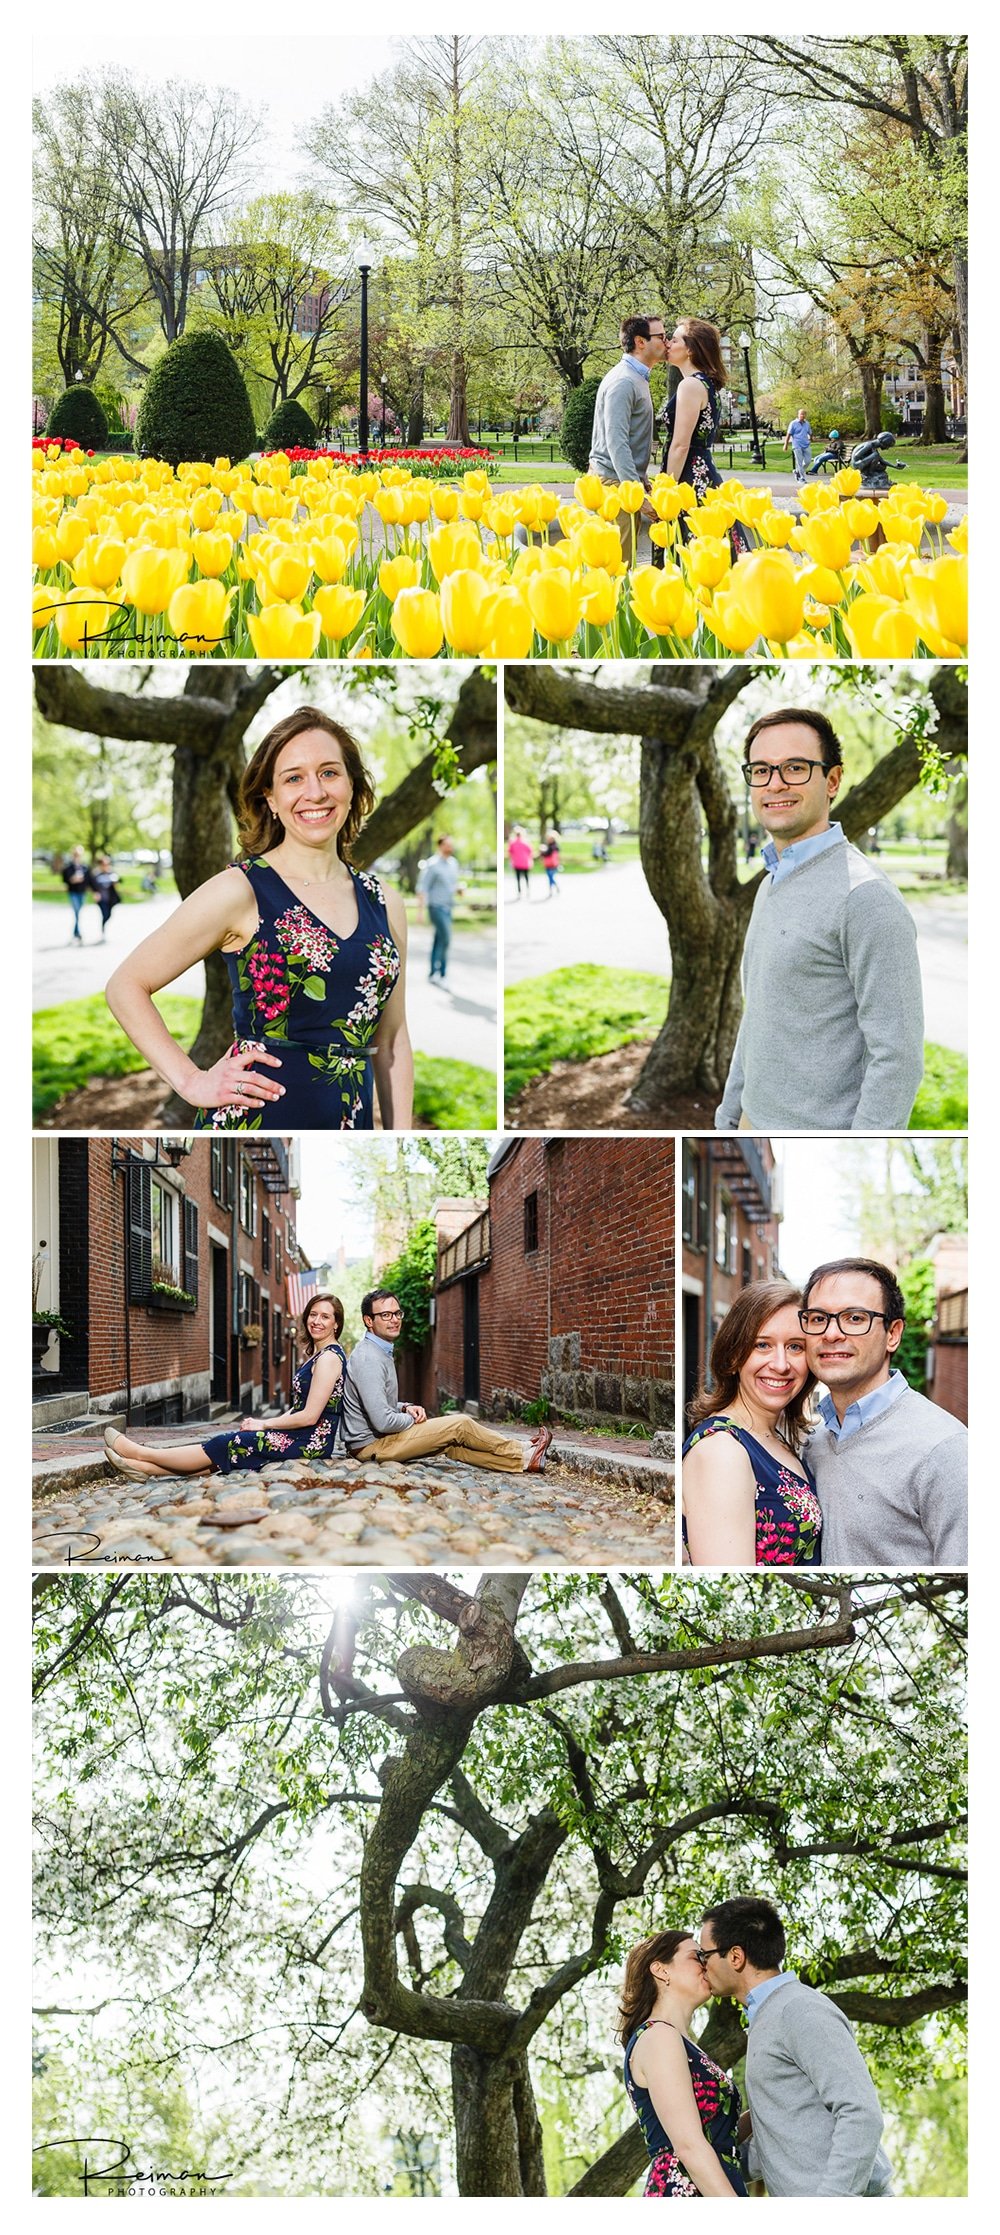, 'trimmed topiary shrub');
136,332,256,466
45,386,109,450
261,396,318,451
561,375,602,474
